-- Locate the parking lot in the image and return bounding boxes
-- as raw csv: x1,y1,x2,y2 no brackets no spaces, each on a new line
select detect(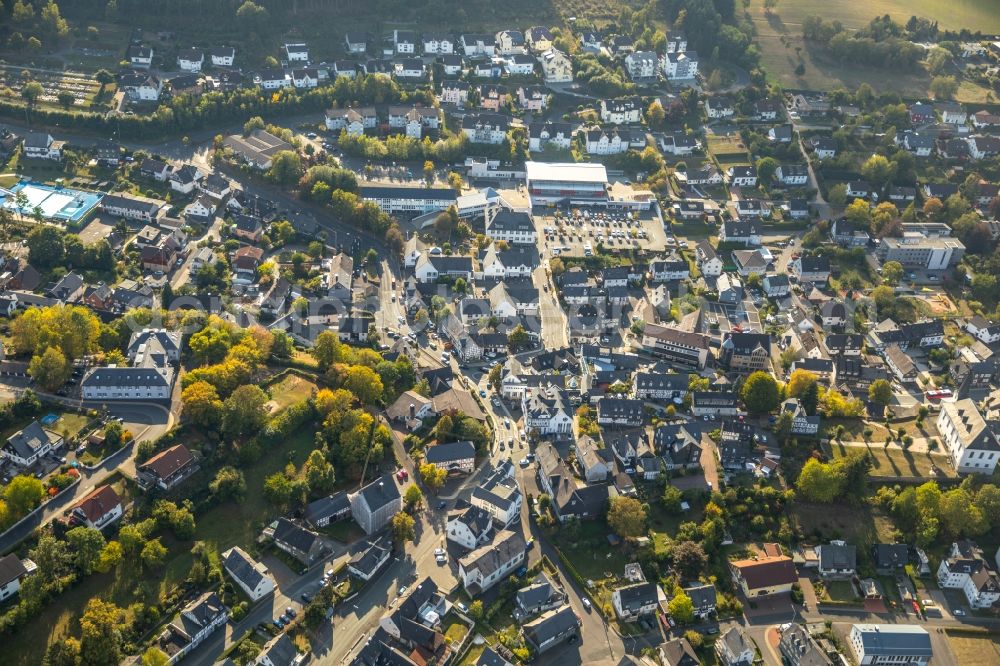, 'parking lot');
536,207,668,259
